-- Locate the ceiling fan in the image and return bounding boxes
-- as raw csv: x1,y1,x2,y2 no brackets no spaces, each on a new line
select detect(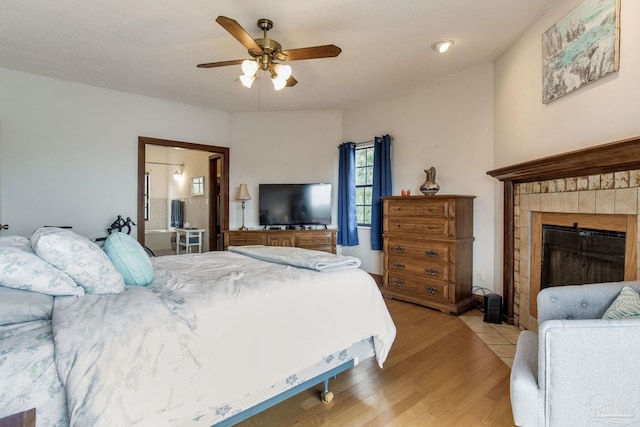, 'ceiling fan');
197,16,342,90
